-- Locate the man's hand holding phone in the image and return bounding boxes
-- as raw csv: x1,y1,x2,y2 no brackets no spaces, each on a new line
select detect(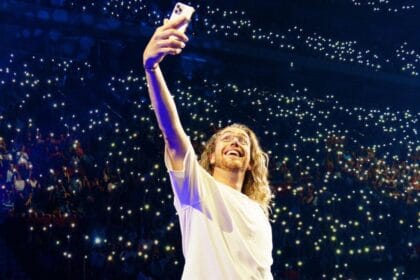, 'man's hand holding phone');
143,16,189,70
143,2,195,70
